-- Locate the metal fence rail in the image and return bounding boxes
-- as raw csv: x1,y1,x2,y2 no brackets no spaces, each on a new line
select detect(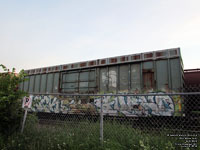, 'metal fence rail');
29,92,200,96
